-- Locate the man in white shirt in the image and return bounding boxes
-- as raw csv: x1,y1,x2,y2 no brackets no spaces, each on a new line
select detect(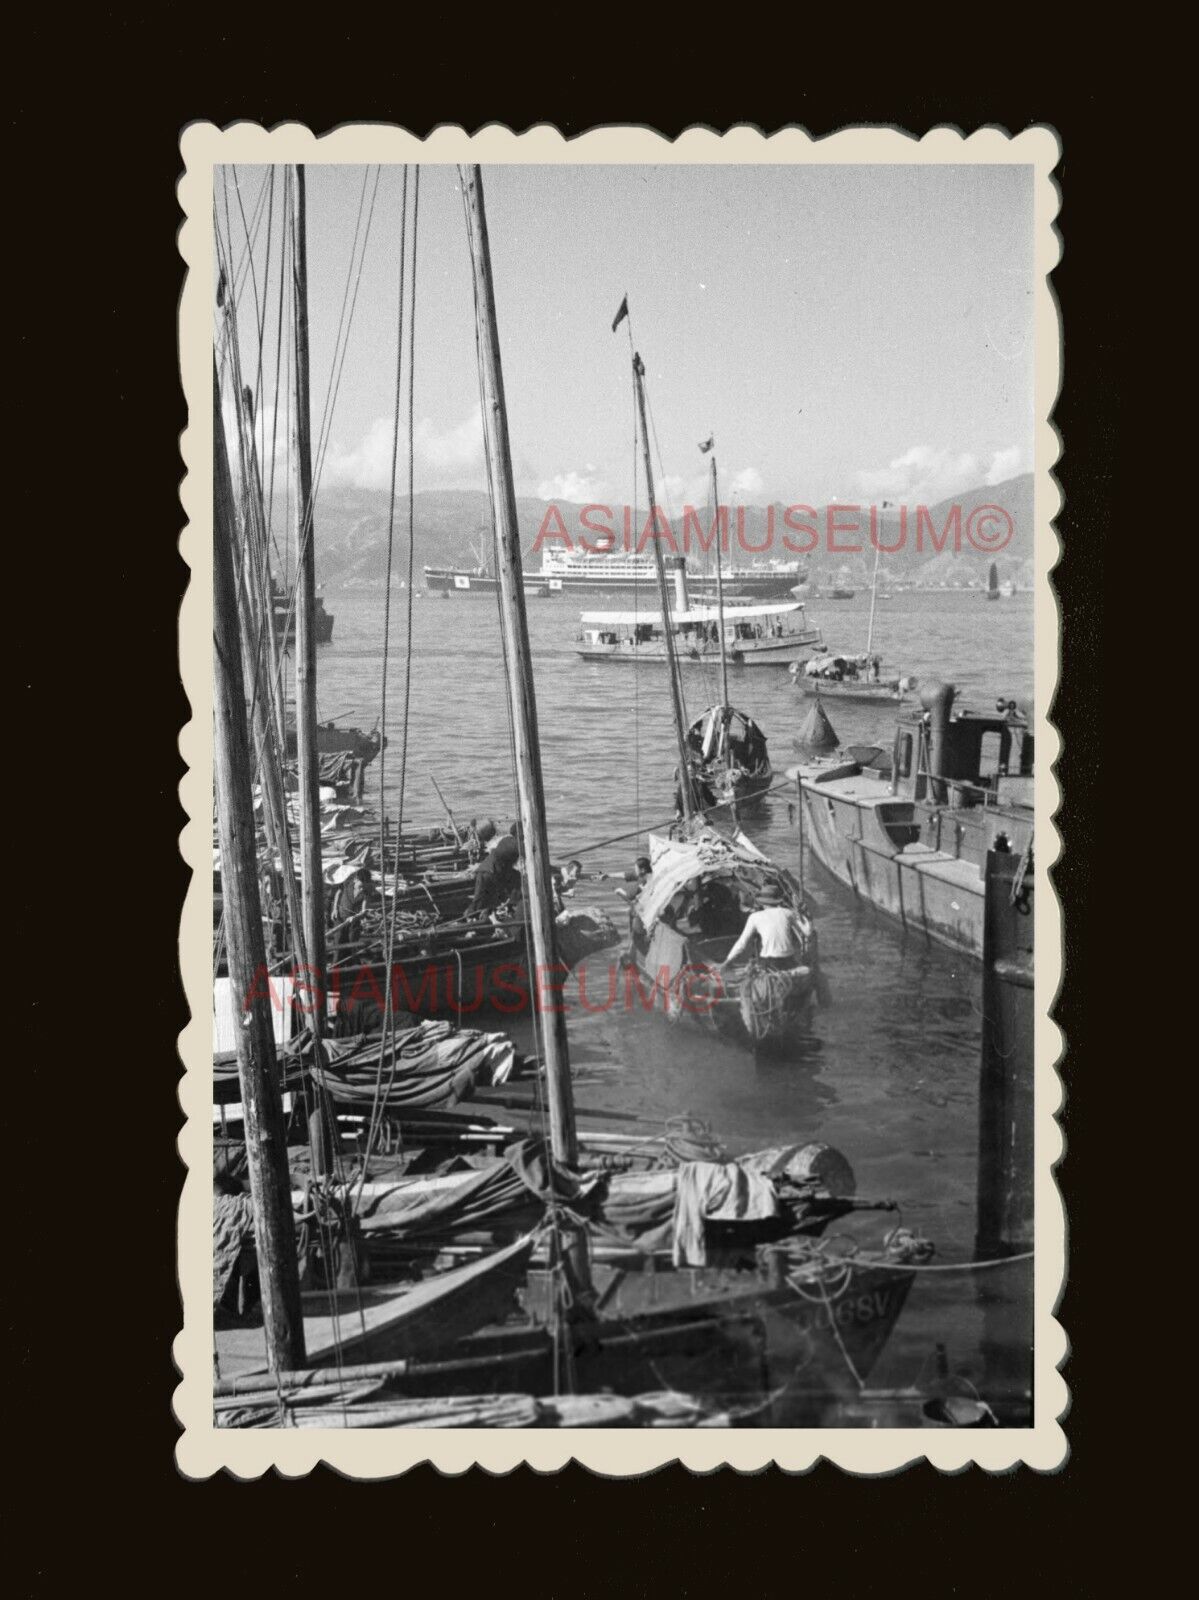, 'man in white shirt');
719,884,811,972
